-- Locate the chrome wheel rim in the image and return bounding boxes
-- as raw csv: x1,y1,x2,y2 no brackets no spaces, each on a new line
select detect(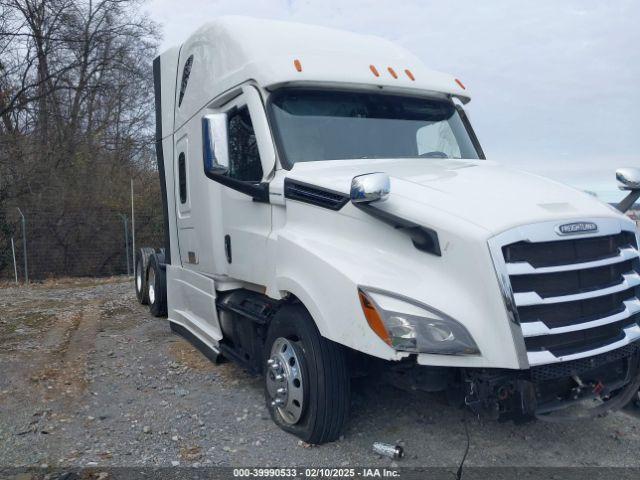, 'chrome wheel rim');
136,262,142,291
266,337,305,425
148,268,156,305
